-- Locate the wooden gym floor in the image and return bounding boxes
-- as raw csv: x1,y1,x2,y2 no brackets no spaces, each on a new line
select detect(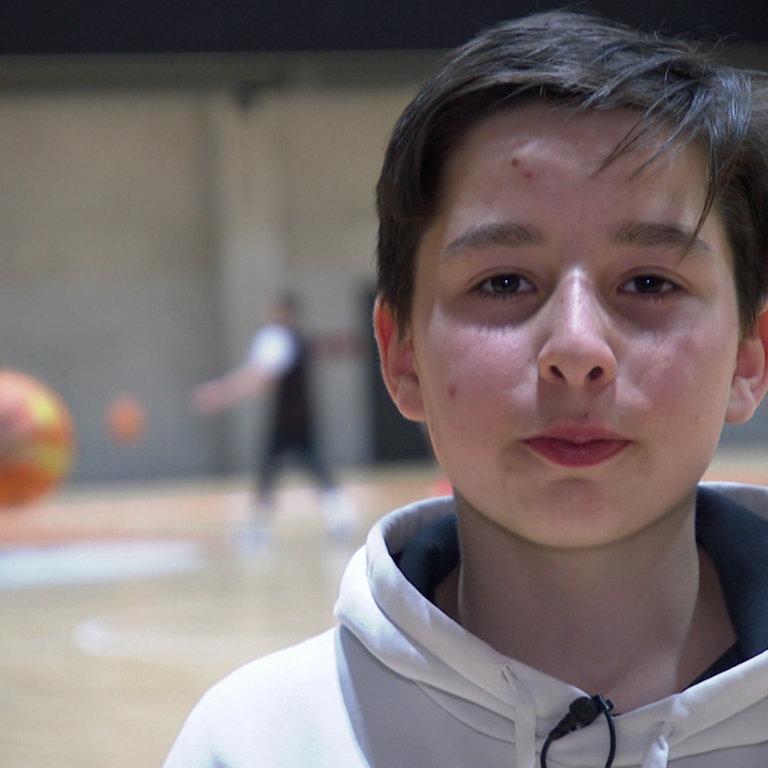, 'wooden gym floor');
0,451,767,768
